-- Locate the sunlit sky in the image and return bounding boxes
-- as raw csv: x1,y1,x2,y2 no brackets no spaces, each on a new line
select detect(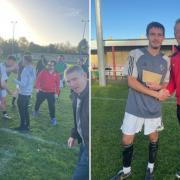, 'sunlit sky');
91,0,180,40
0,0,89,46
